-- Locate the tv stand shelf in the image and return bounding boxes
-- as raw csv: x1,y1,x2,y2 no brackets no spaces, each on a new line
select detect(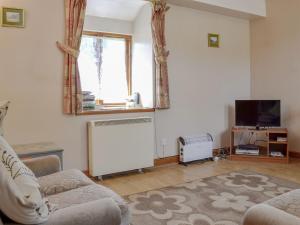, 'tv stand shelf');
230,128,289,163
